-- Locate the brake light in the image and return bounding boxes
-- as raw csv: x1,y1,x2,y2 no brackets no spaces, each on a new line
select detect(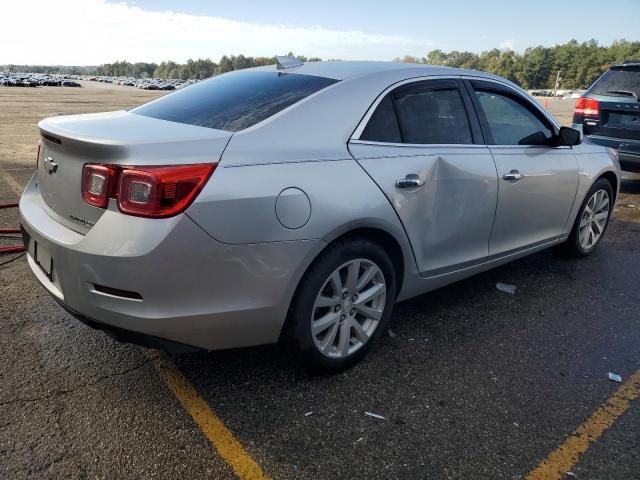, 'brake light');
81,163,215,217
575,97,600,116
